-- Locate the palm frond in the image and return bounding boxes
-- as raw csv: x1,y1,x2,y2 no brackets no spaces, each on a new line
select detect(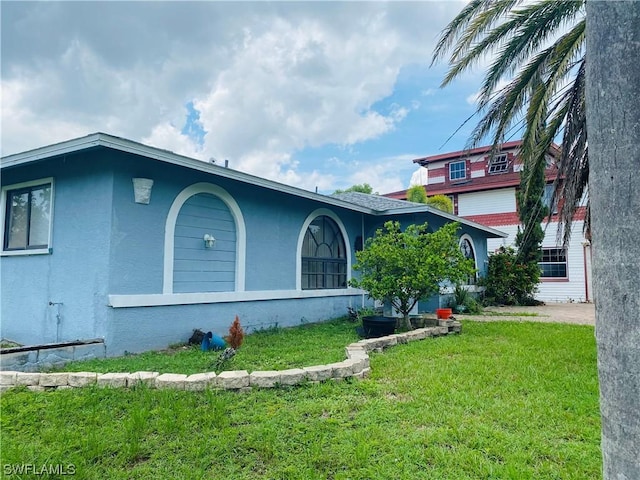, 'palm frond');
433,0,588,247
